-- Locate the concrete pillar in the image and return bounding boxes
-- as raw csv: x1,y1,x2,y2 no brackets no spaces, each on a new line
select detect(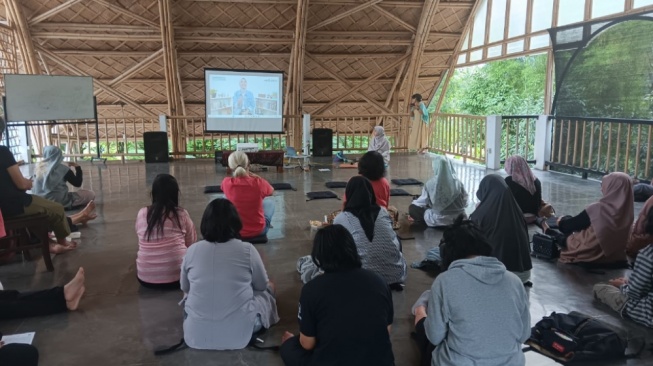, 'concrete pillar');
486,115,502,170
534,115,552,171
303,113,311,156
